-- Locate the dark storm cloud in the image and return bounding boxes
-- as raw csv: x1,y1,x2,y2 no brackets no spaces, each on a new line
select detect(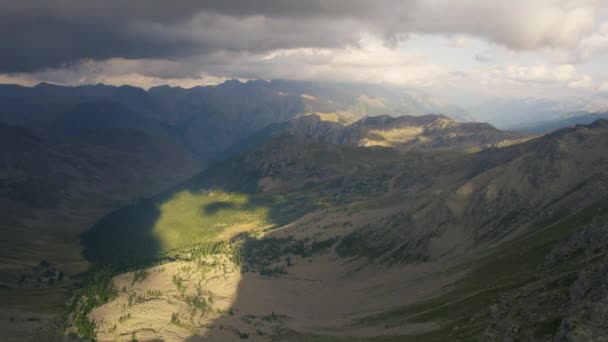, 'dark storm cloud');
0,0,602,73
0,0,392,72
